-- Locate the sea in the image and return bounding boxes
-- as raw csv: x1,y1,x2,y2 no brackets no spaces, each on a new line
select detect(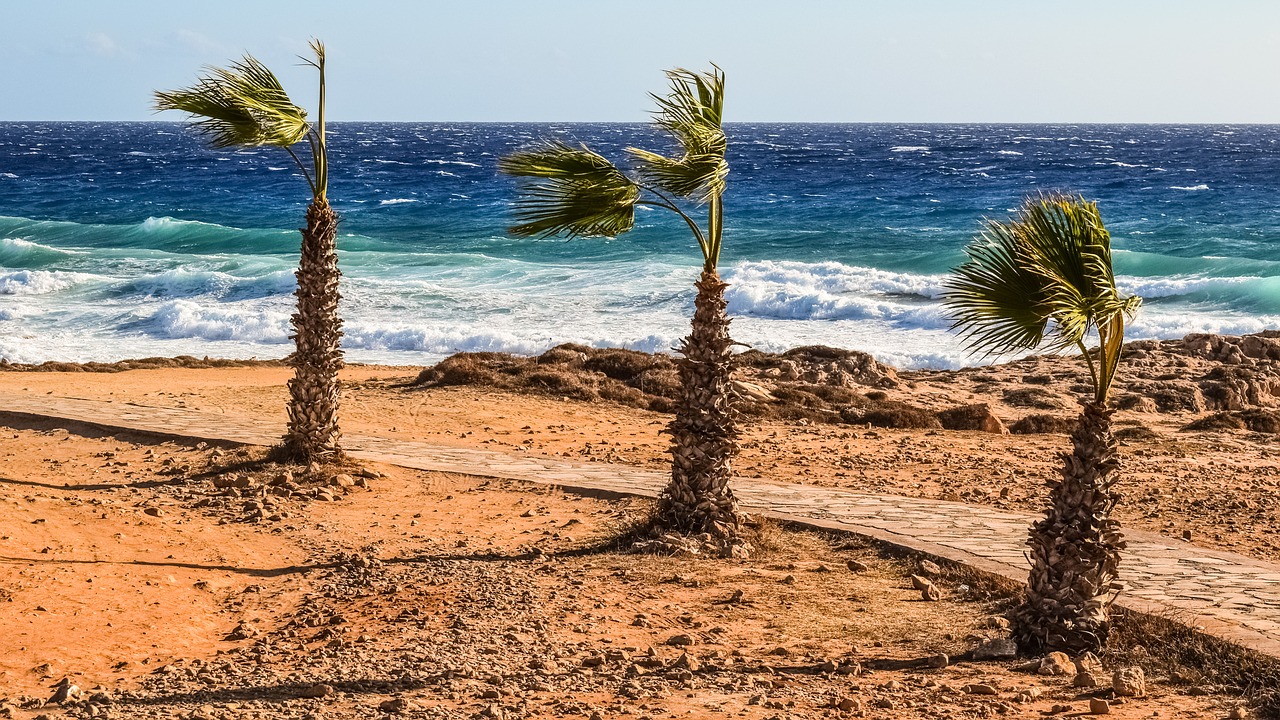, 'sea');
1,122,1279,370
